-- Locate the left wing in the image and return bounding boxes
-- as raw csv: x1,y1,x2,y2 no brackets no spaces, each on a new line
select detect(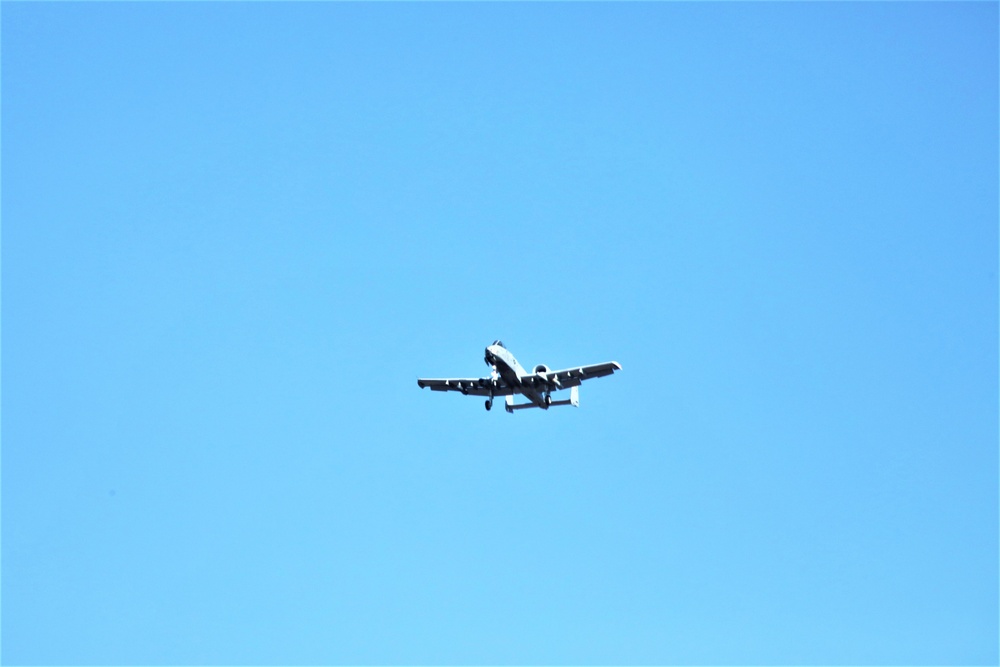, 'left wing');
520,361,622,390
416,377,515,396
